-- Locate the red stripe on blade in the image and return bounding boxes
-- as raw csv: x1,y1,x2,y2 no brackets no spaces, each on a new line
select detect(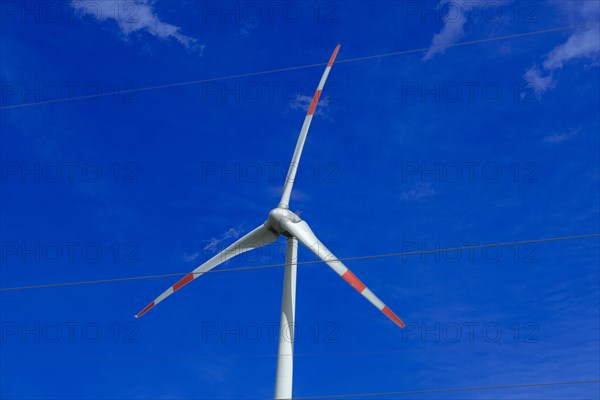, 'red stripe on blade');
173,273,194,292
136,301,155,318
341,270,366,293
382,306,405,329
327,44,341,67
307,89,322,116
